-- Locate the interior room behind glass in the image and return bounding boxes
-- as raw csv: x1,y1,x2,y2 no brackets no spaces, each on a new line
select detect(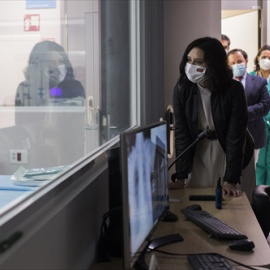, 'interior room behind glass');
0,0,131,216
